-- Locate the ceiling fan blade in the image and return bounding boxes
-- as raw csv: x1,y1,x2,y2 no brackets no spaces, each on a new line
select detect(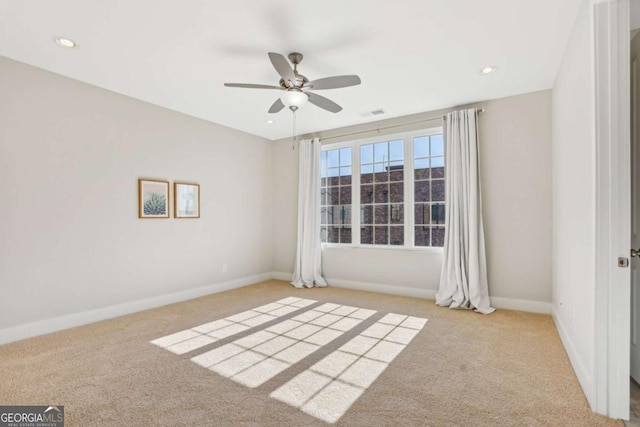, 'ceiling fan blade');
307,75,361,90
268,98,285,113
224,83,282,90
268,52,296,84
308,92,342,113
